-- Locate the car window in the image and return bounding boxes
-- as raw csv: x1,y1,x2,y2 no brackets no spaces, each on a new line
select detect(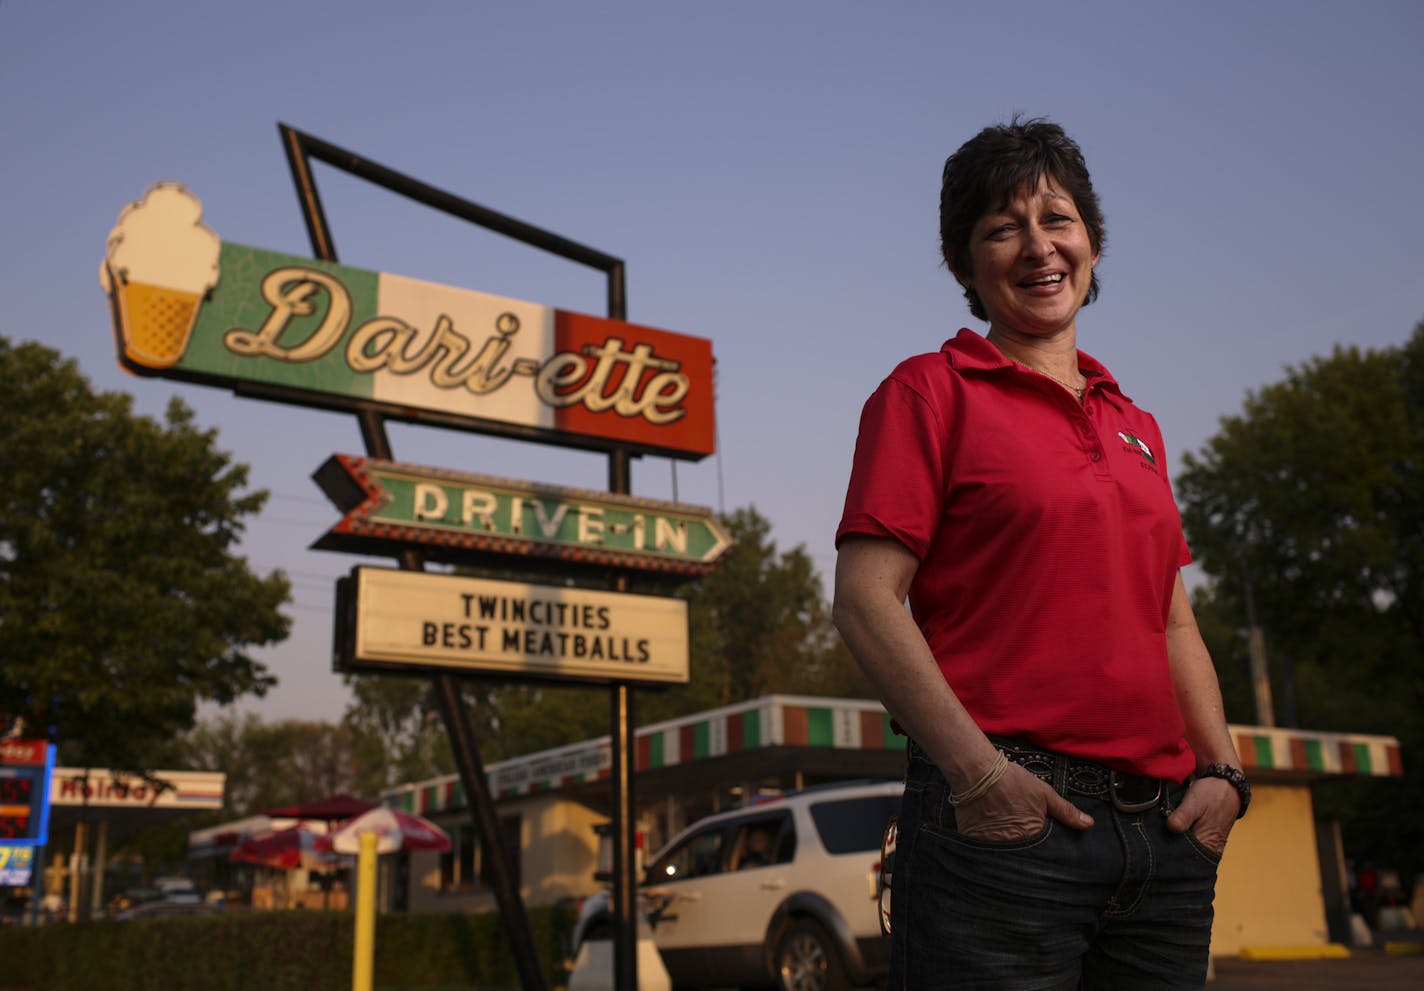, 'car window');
731,812,792,870
808,794,900,855
649,827,724,881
